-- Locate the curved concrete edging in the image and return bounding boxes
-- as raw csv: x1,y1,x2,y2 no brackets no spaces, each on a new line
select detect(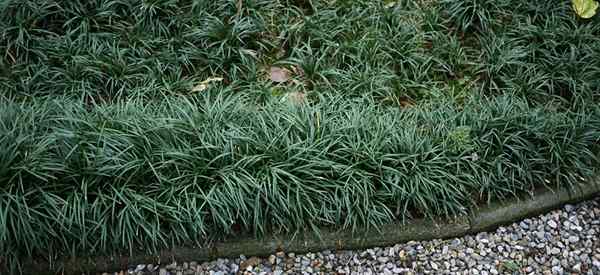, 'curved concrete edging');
20,182,600,275
469,182,600,232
